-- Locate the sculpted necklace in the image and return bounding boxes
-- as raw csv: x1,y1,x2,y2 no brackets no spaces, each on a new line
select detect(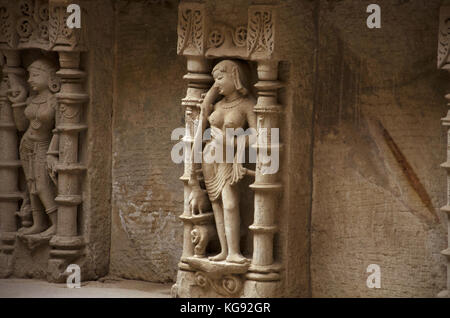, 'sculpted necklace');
220,96,243,109
30,96,47,130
